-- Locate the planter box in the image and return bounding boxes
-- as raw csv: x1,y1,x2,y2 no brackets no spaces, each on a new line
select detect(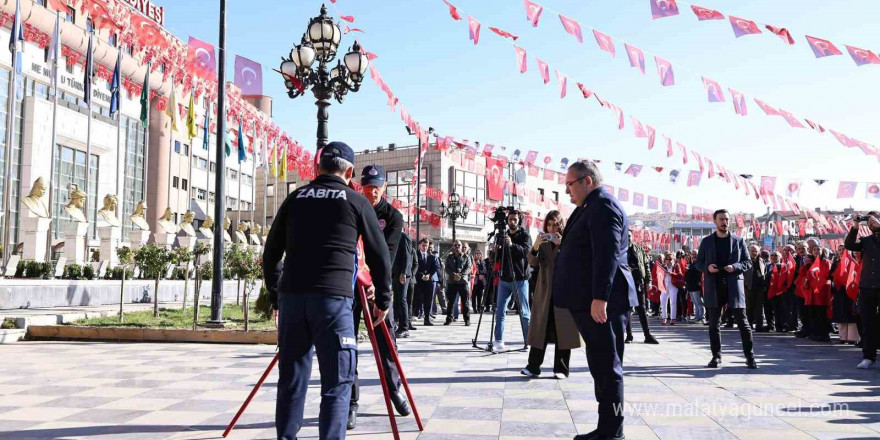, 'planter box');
27,325,277,344
0,279,261,310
